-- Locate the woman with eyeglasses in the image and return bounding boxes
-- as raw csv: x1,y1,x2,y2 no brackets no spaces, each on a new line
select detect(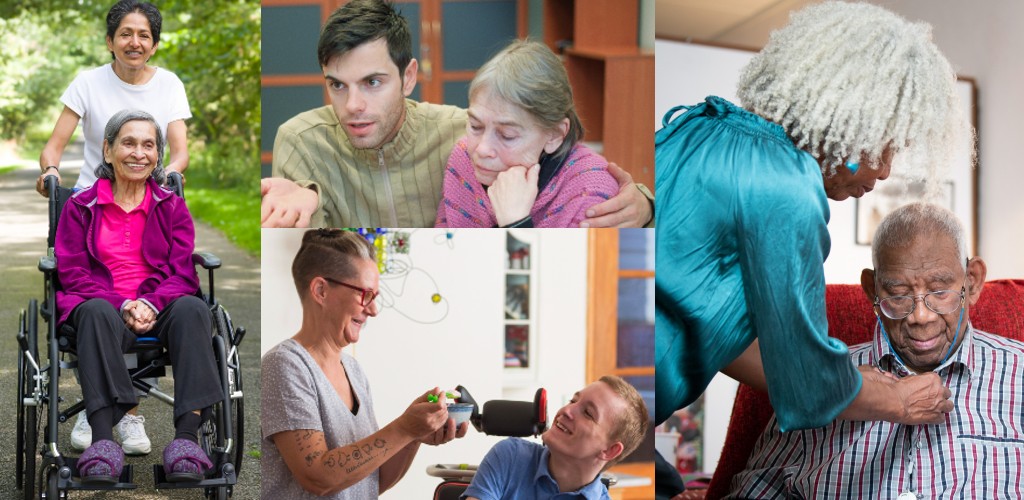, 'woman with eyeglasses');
261,230,468,499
